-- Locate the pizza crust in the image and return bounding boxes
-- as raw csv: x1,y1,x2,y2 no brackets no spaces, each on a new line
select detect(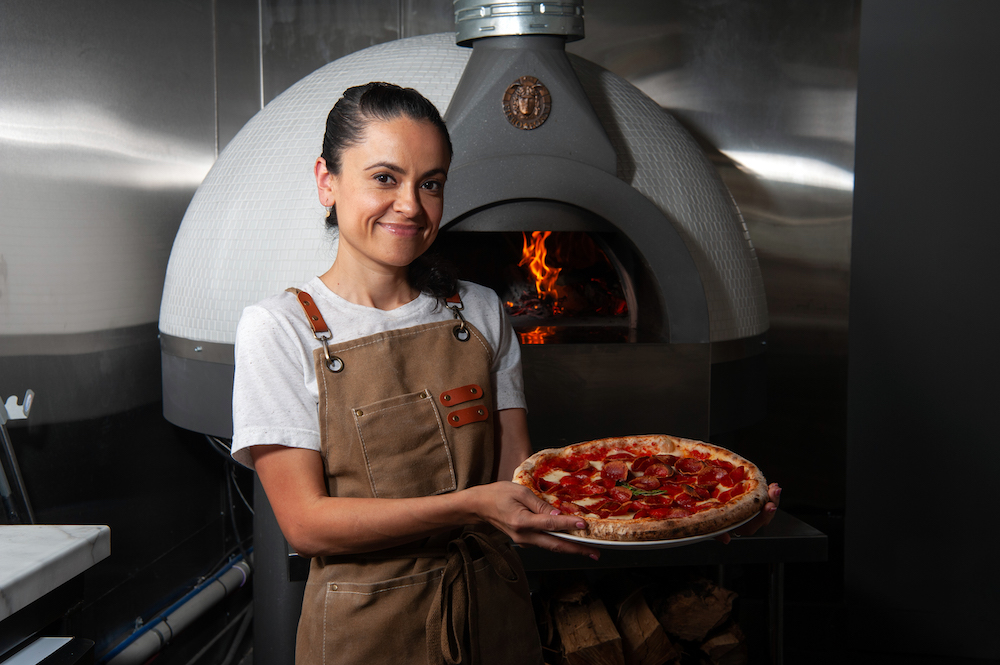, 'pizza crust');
513,435,768,541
